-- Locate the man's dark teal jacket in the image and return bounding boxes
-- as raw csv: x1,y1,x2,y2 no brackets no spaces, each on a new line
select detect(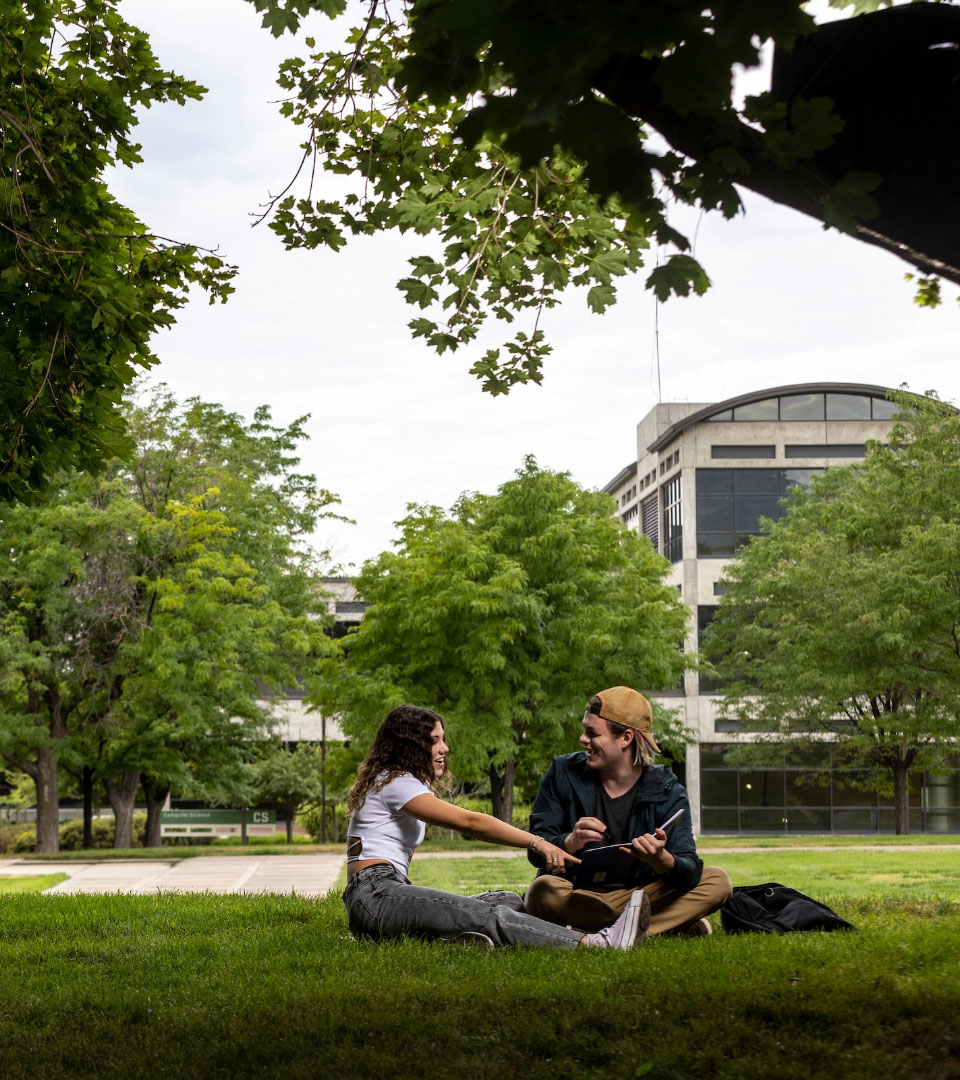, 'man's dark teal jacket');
527,752,703,892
